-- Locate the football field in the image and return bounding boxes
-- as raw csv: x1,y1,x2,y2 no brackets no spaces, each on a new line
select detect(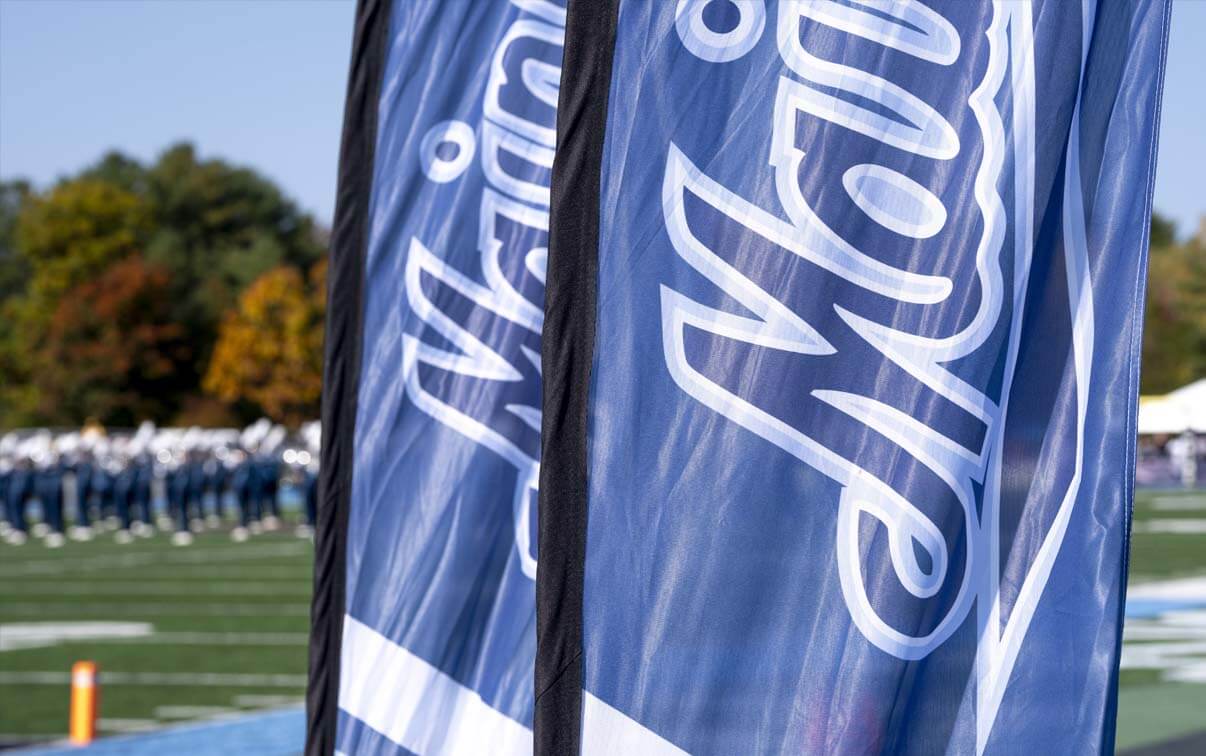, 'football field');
1,491,1204,752
0,529,313,748
1116,489,1206,752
